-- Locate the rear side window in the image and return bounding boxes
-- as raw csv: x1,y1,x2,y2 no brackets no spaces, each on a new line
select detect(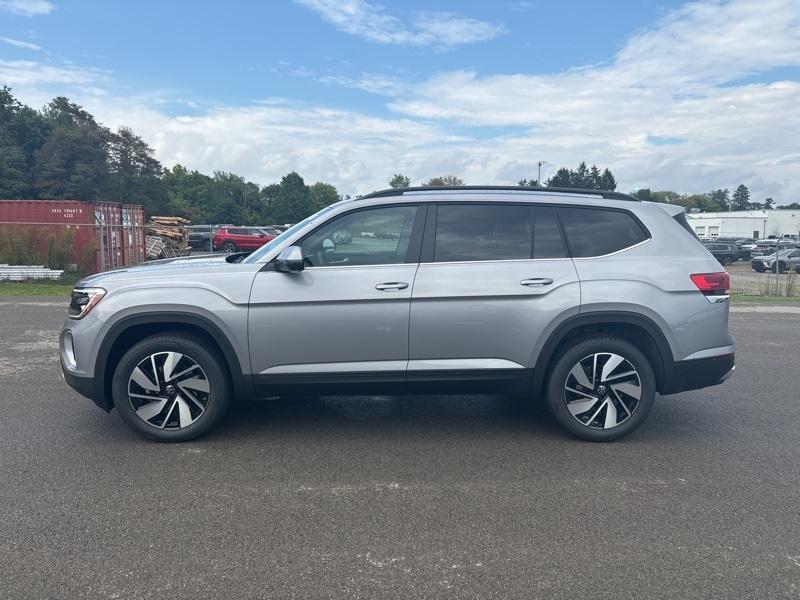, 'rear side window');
533,206,567,259
557,207,649,258
672,212,700,240
434,204,532,262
